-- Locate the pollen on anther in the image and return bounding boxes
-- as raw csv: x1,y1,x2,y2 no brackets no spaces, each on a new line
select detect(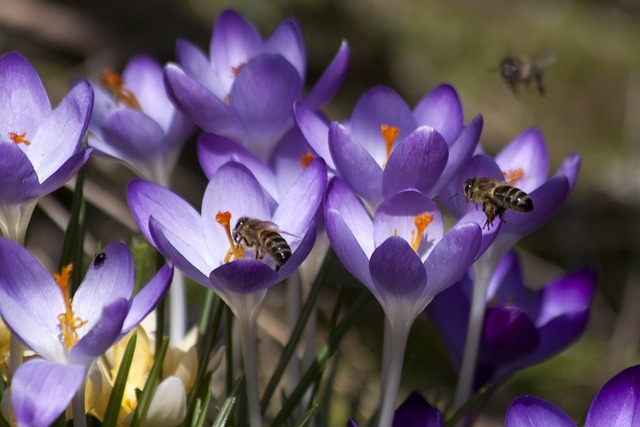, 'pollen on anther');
100,69,142,111
380,125,400,170
299,152,315,169
216,211,244,262
55,264,87,349
9,132,30,146
503,168,524,184
409,211,435,252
